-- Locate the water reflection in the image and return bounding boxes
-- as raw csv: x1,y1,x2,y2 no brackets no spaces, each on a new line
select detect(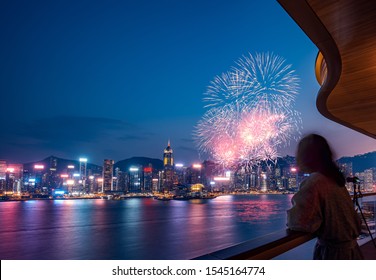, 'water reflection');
0,194,292,260
233,195,291,223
